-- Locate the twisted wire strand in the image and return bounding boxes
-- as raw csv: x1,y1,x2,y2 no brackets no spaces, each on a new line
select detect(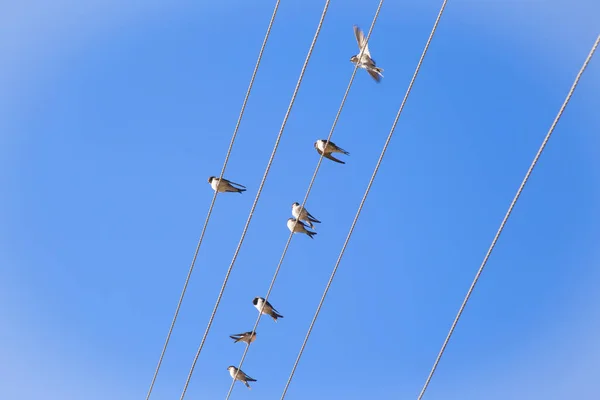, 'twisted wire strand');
178,2,334,399
416,33,600,400
225,0,386,397
144,2,283,399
